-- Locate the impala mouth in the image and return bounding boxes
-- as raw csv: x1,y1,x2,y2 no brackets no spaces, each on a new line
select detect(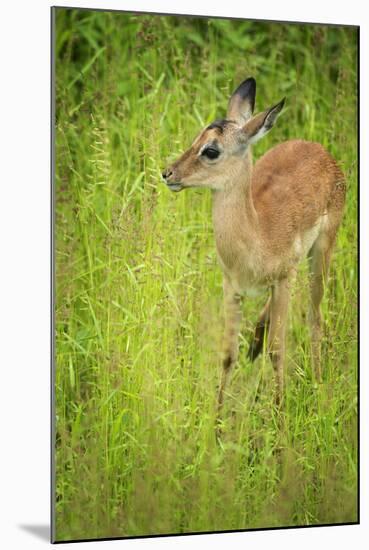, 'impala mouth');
166,182,183,192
